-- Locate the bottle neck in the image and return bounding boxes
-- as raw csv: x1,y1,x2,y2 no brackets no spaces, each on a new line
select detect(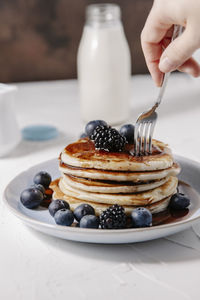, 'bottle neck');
85,4,121,28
